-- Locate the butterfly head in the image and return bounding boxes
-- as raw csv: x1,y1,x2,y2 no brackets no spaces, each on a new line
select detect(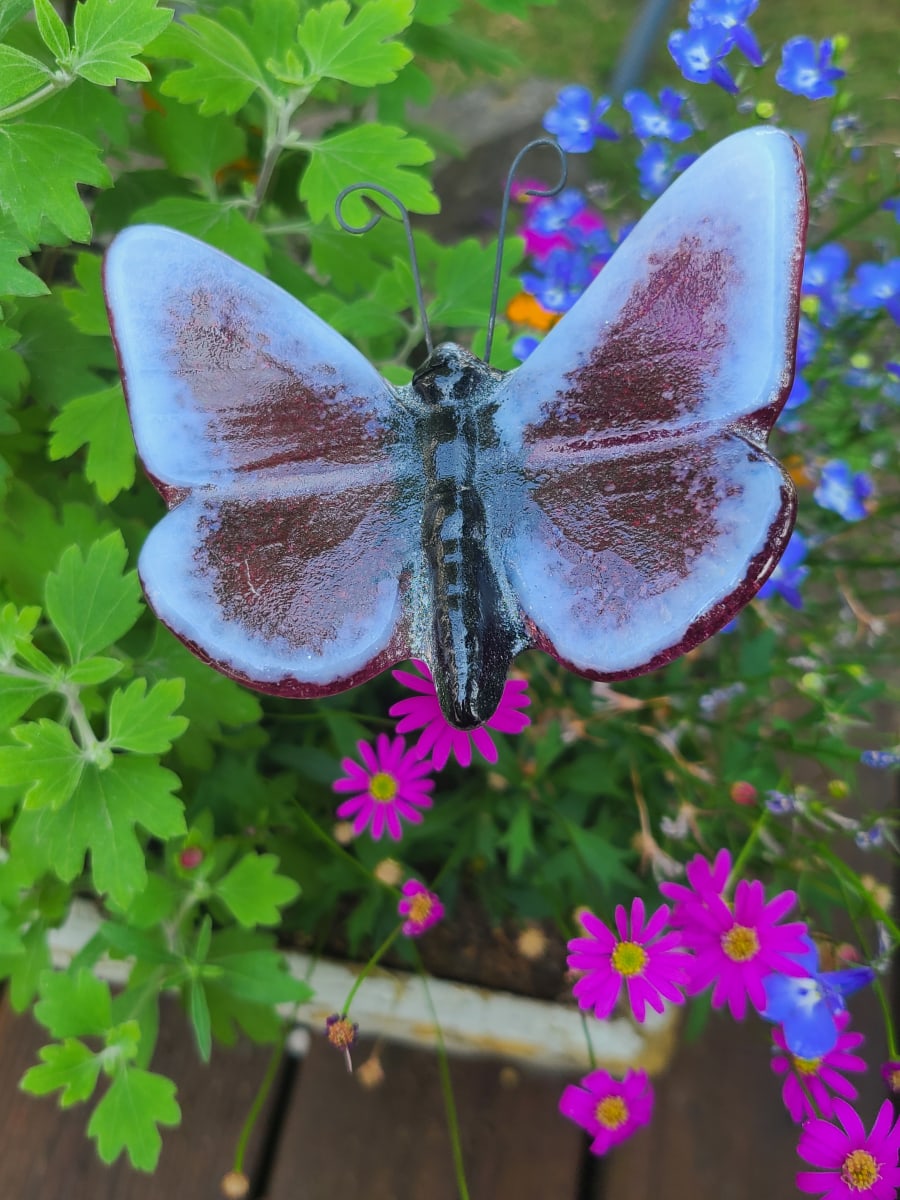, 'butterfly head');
412,343,502,407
